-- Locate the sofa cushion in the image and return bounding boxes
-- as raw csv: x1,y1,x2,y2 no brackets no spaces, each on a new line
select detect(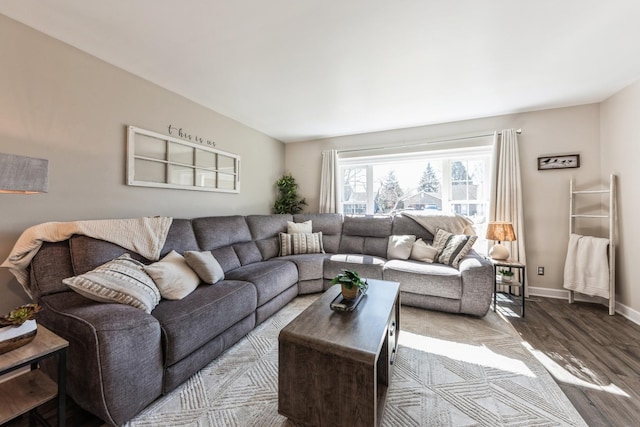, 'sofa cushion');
63,254,161,313
160,218,199,257
225,259,298,306
433,229,478,268
323,254,386,281
279,232,324,256
69,235,149,275
184,251,225,284
391,213,435,242
342,215,393,237
144,251,200,300
387,235,417,260
30,241,75,298
210,246,242,273
192,216,252,250
279,253,328,281
246,215,291,260
151,280,257,366
233,241,263,265
287,220,312,234
382,260,462,299
294,213,343,253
